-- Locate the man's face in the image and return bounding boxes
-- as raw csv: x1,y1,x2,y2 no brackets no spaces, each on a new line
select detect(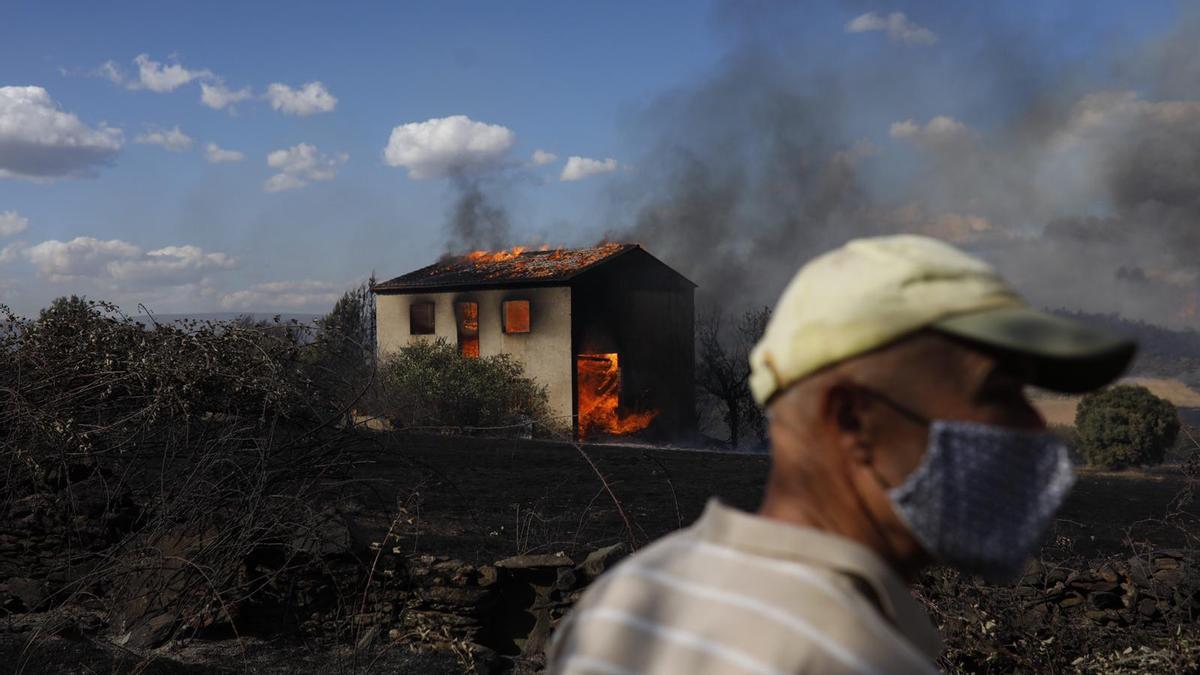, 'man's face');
763,331,1049,576
858,333,1047,491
